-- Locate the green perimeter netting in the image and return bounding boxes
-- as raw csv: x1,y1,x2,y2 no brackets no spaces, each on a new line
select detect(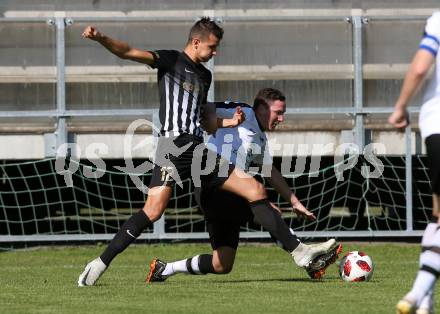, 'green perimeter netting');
0,155,433,237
